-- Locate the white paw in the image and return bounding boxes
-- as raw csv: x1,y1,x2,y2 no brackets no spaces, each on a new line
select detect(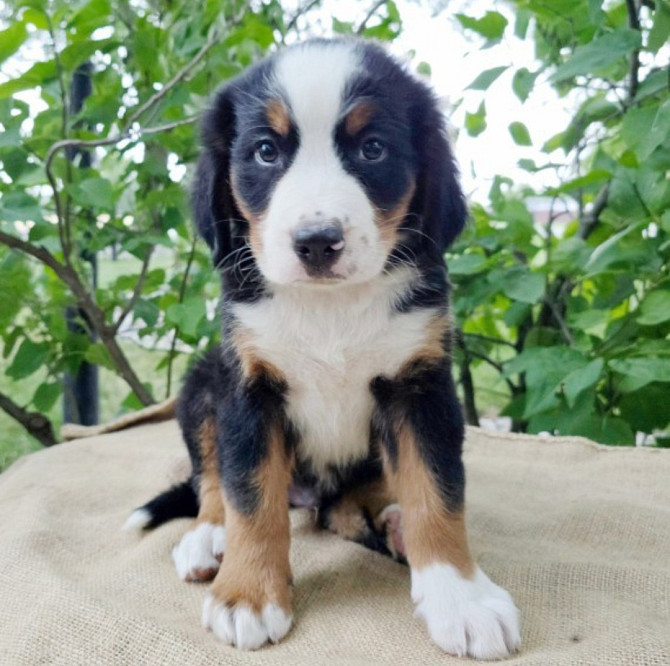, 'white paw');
411,564,520,660
172,522,226,582
202,594,292,650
